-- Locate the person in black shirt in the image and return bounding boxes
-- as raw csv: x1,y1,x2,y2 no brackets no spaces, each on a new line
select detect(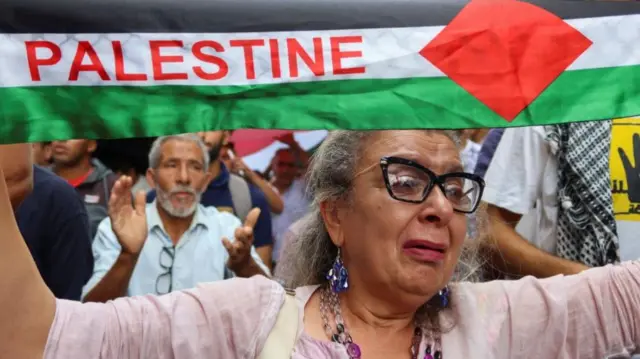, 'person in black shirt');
16,165,94,300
